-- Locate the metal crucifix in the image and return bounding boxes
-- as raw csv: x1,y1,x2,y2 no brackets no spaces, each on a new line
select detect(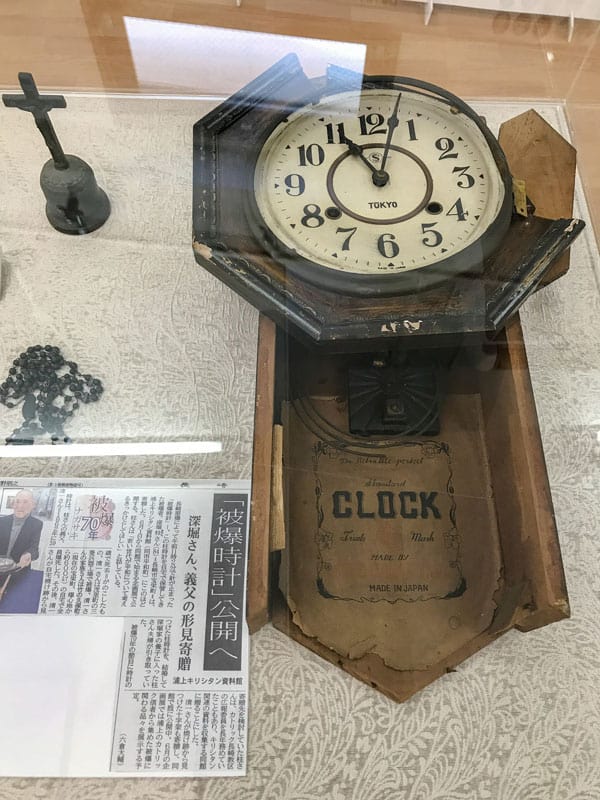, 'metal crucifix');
2,72,69,169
